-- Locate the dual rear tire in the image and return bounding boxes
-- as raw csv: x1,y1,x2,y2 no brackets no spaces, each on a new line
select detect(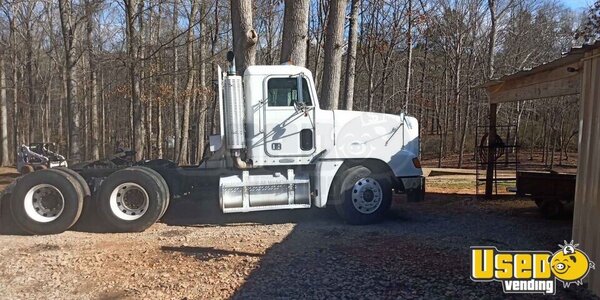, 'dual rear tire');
6,166,168,235
95,167,168,232
9,169,84,235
